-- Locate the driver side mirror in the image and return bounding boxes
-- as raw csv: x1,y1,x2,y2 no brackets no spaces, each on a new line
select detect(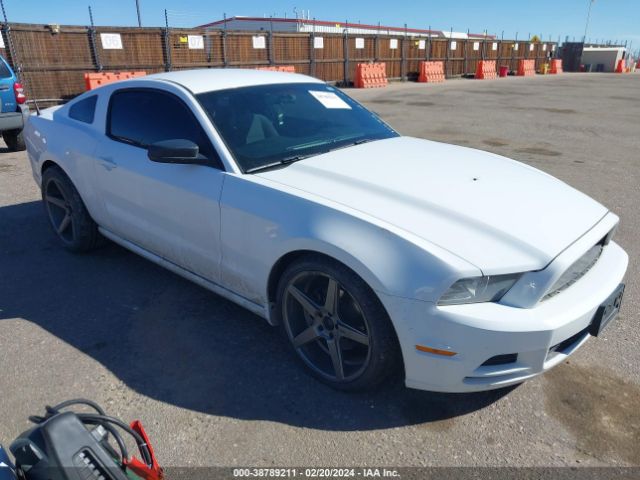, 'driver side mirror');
147,139,209,165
